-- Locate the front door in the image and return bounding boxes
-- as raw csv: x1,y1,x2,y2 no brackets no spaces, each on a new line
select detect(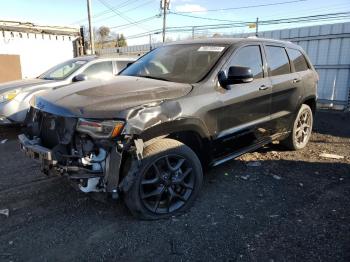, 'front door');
215,44,272,144
264,45,300,134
